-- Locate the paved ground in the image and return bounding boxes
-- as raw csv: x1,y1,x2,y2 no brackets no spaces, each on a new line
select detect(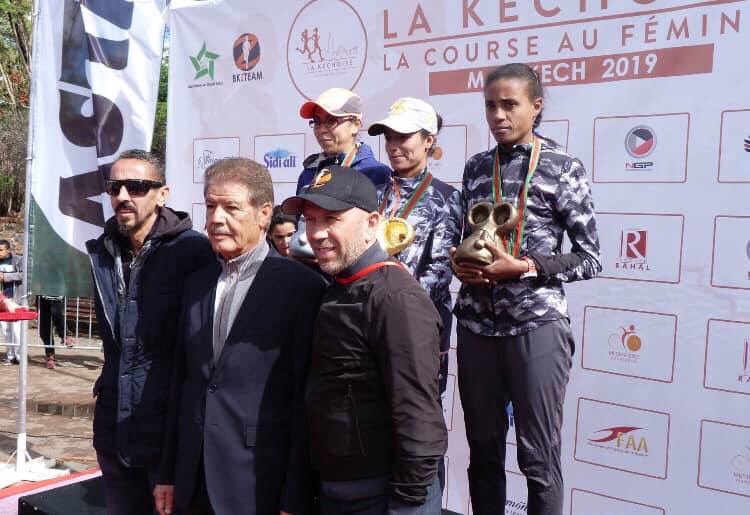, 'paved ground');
0,331,101,474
